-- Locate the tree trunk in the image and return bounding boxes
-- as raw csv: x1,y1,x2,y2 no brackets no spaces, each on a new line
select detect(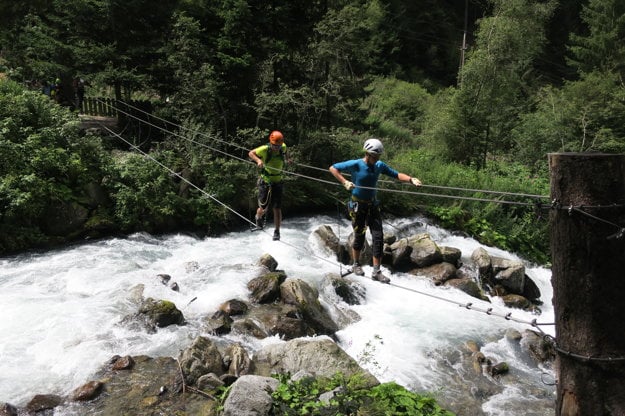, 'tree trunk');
549,153,625,416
